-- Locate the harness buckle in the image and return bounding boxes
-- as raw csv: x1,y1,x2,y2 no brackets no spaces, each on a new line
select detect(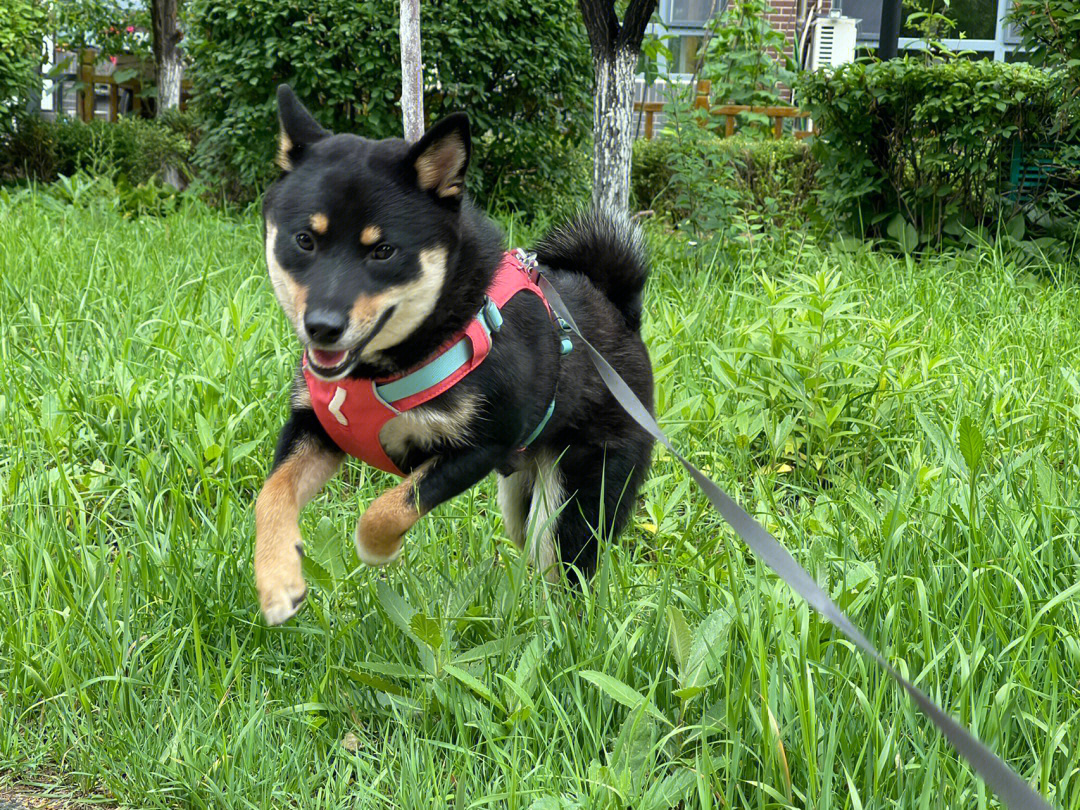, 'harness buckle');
513,248,541,282
482,296,503,333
